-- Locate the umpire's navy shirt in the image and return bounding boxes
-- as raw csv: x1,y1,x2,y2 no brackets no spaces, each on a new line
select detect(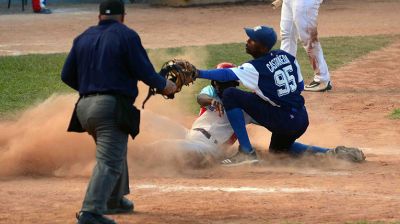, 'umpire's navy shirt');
61,19,166,103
